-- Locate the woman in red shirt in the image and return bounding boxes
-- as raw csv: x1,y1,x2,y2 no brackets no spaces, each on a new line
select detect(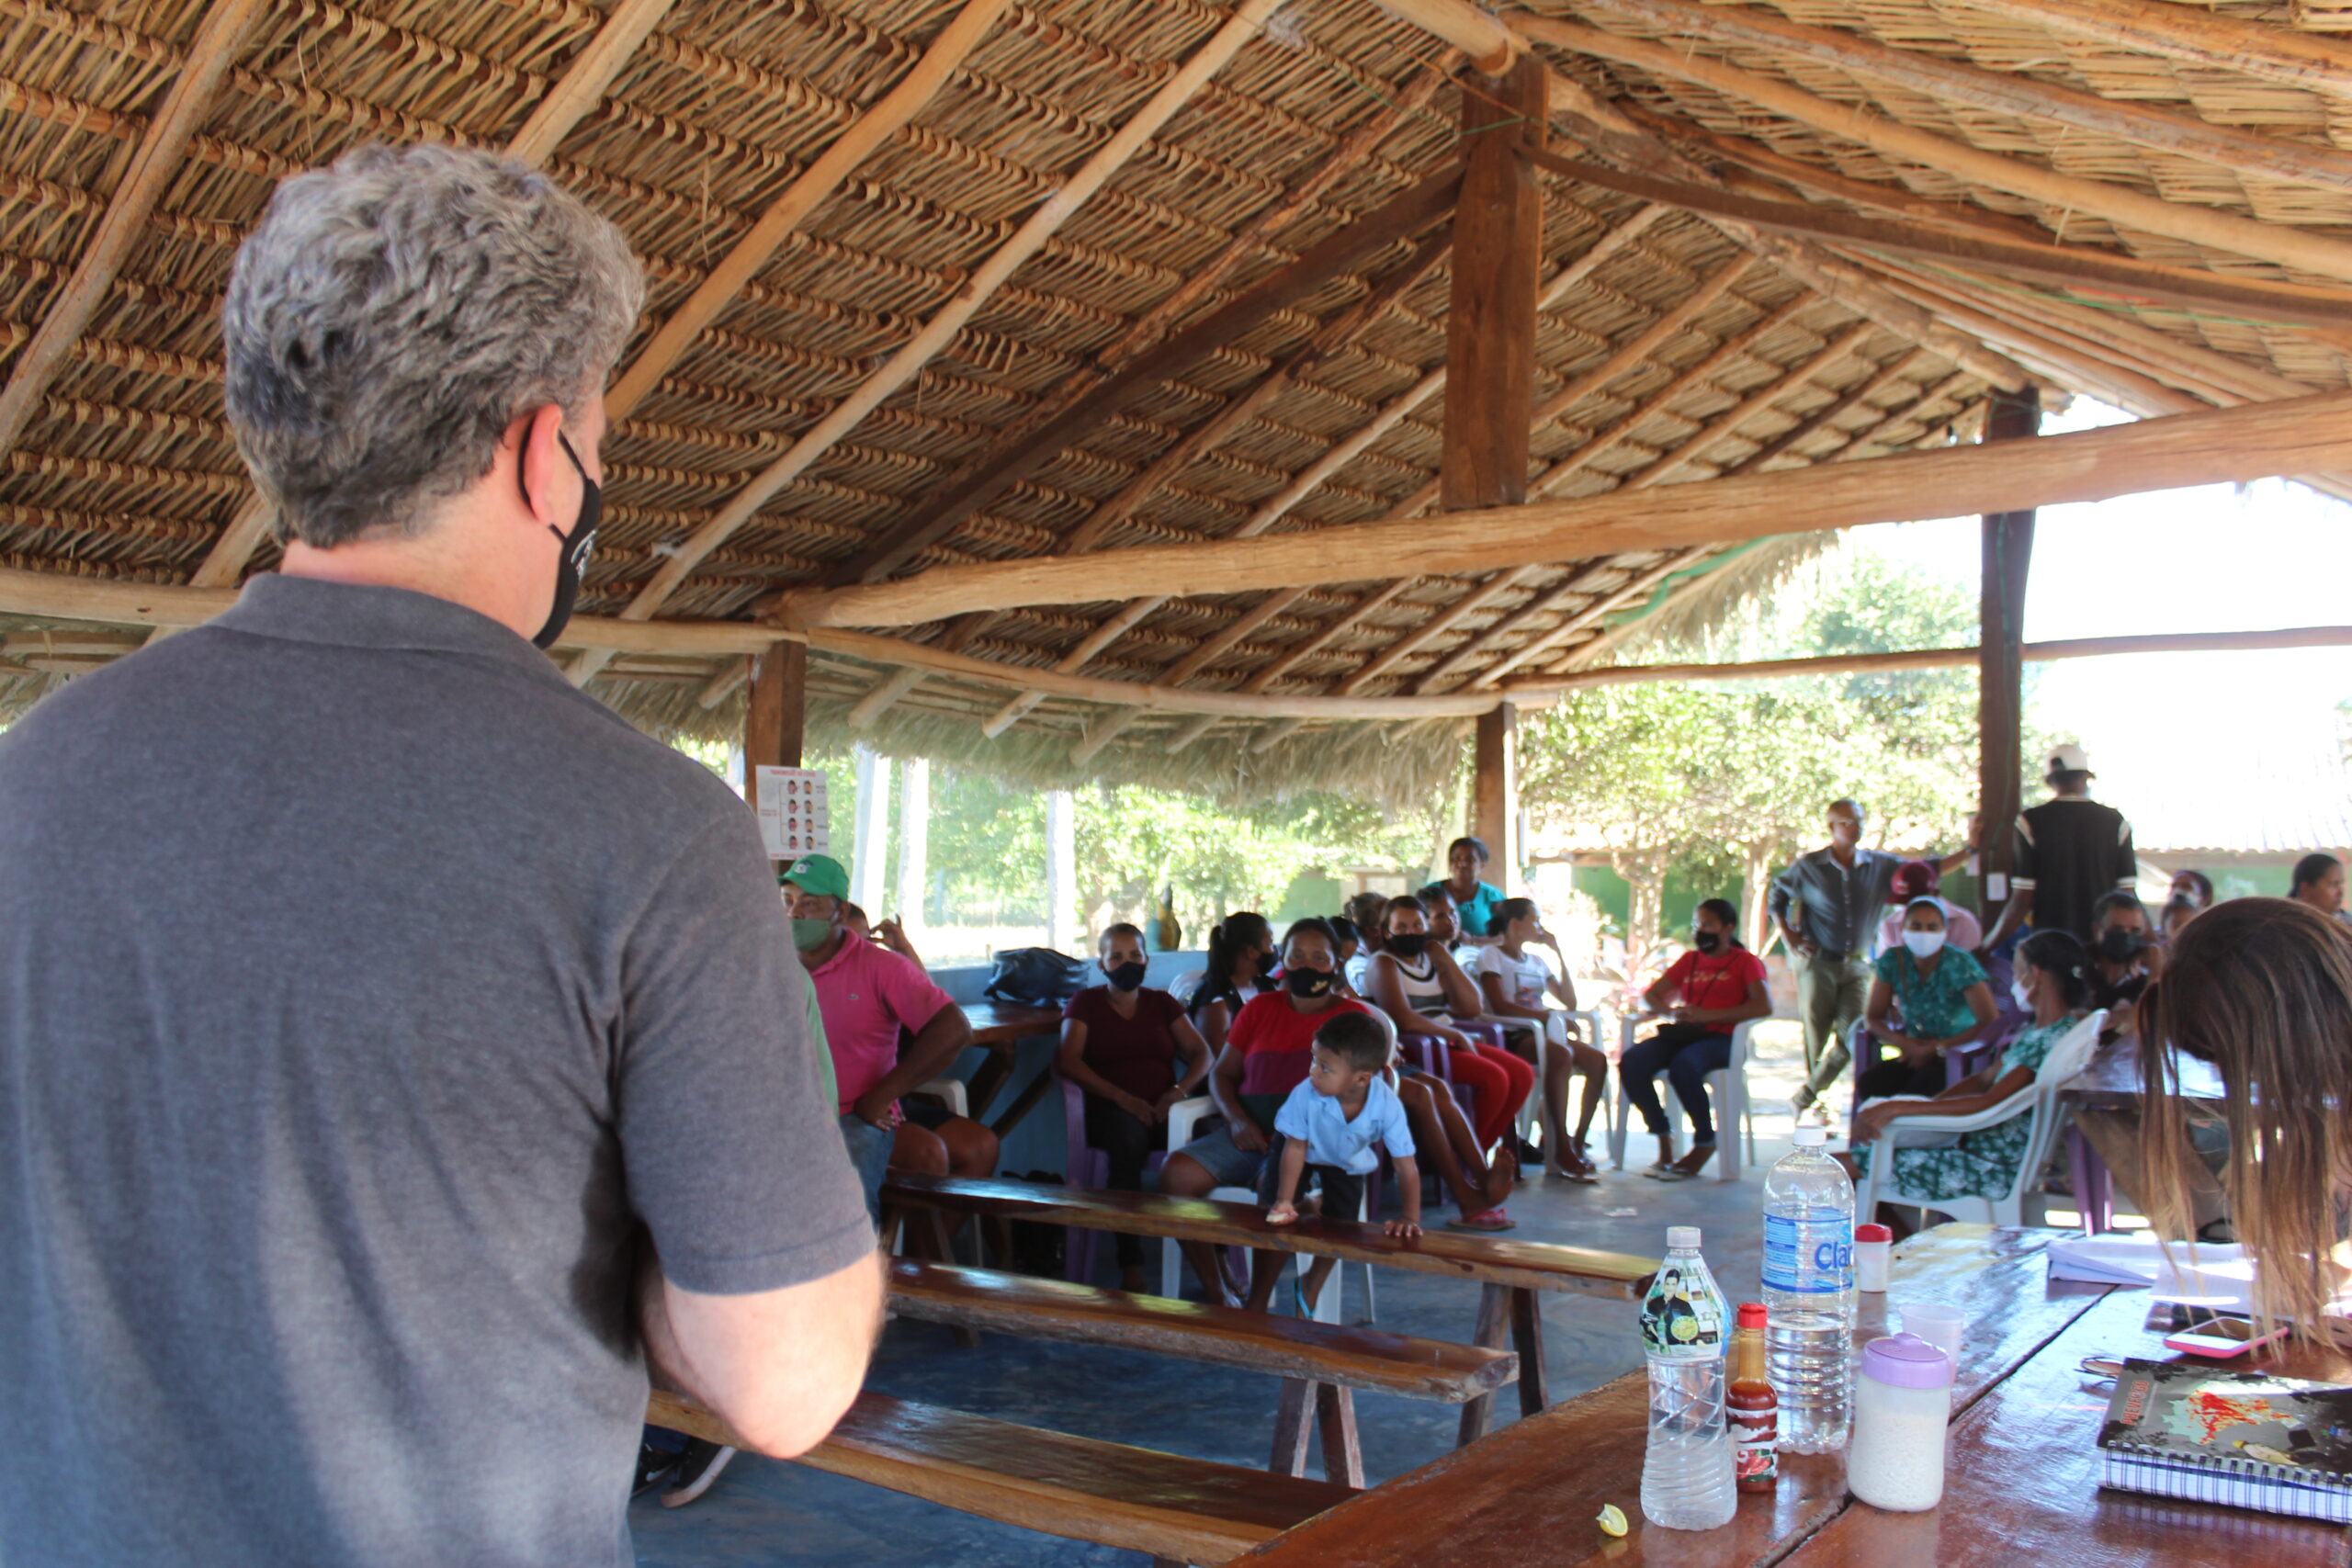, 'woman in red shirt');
1623,899,1773,1180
